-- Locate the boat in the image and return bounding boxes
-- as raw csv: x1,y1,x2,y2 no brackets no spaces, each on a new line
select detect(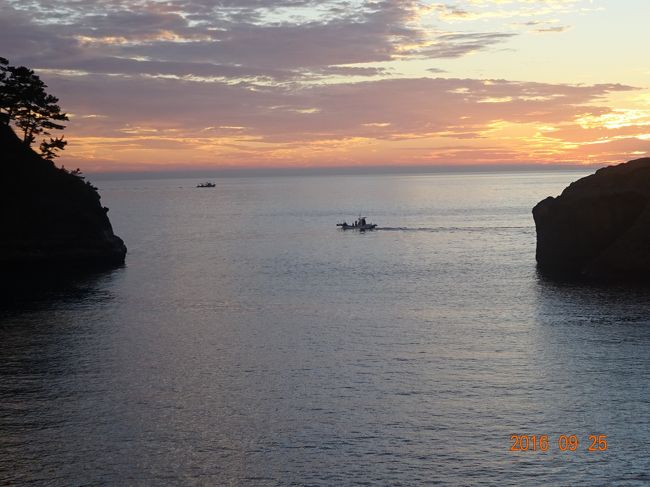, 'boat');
336,216,377,231
196,182,216,188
